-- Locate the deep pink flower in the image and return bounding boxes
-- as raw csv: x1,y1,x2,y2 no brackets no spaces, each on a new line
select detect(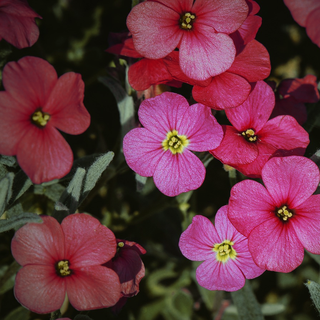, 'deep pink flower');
211,81,309,178
229,156,320,273
0,0,41,49
179,206,264,291
127,0,249,81
123,92,223,196
284,0,320,47
270,75,320,125
11,214,121,313
105,240,146,313
0,56,90,184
